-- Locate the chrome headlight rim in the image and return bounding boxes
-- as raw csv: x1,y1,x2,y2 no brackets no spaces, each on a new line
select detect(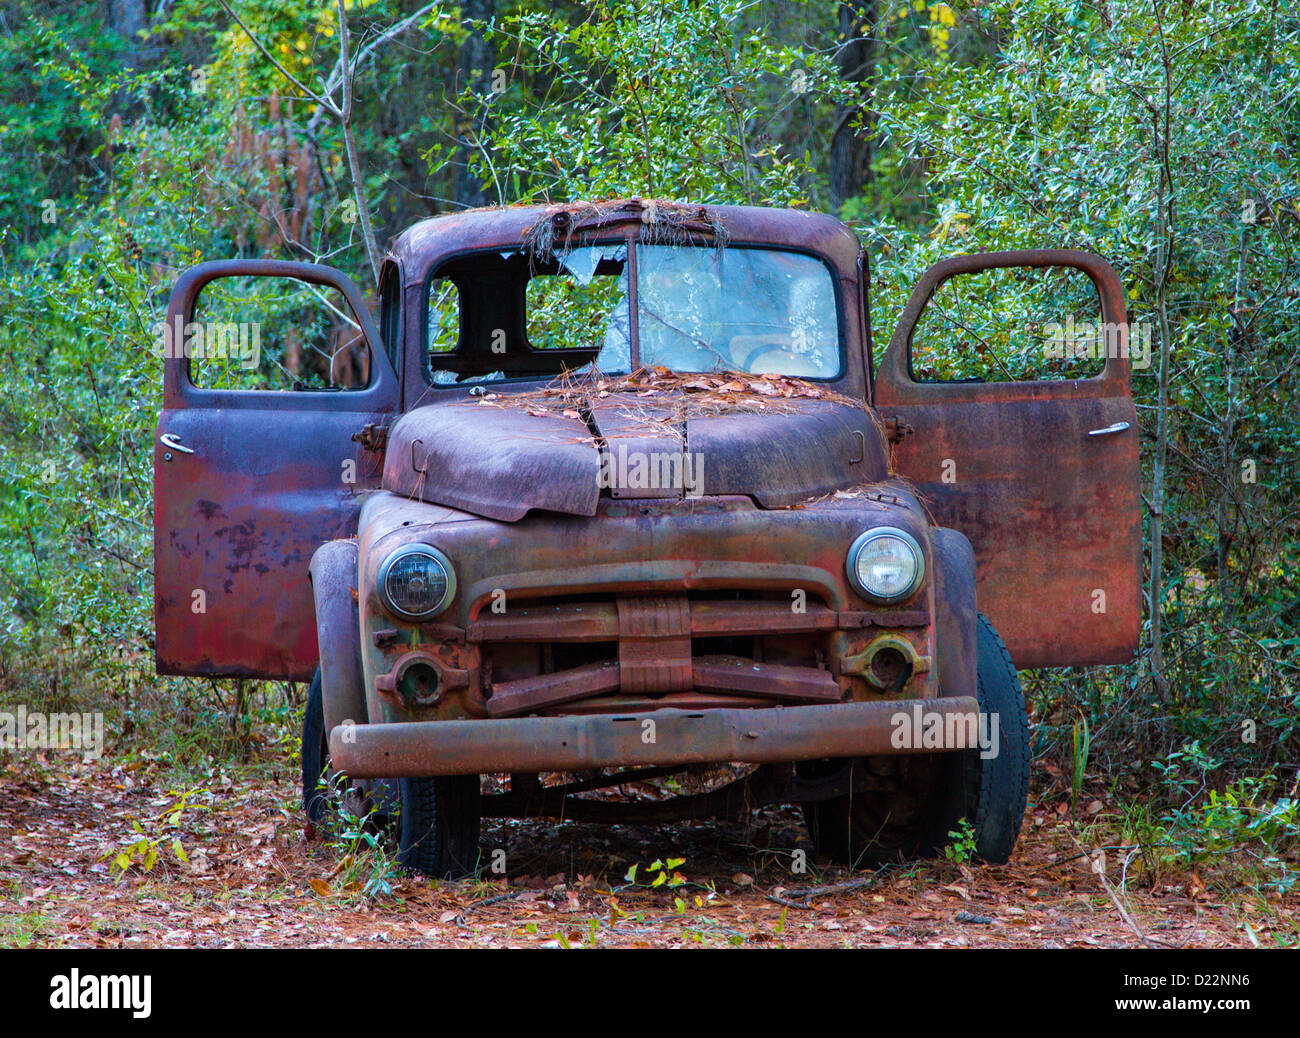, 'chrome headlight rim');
377,543,457,620
846,526,926,603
